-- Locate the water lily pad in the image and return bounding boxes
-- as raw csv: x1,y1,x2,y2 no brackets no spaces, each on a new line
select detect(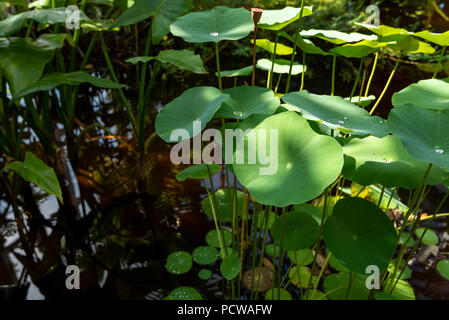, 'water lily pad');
414,30,449,47
202,188,243,222
256,58,305,75
243,267,273,292
265,288,292,300
155,86,229,142
205,229,233,248
289,266,318,288
327,250,349,272
415,228,439,245
215,86,280,120
216,66,253,78
258,6,313,31
388,104,449,171
265,244,279,257
233,111,344,207
323,197,397,273
330,40,392,58
271,210,319,251
293,203,327,225
323,272,369,300
220,254,241,280
436,260,449,281
165,251,193,275
252,38,293,55
283,90,389,137
392,78,449,111
192,246,219,265
342,135,449,189
300,29,377,45
165,286,202,300
176,164,221,182
288,249,314,266
198,269,212,280
170,6,253,43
